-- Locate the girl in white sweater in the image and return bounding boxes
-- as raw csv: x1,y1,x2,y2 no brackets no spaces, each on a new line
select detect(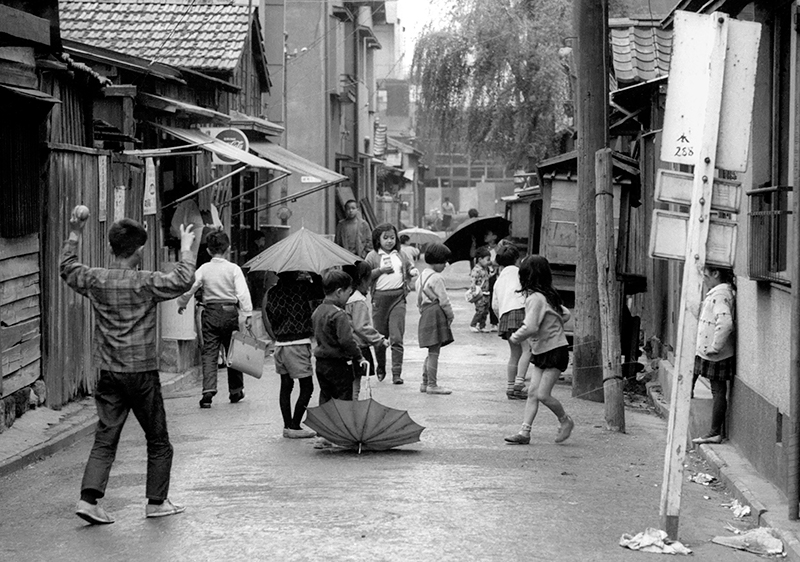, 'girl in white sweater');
504,255,574,445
